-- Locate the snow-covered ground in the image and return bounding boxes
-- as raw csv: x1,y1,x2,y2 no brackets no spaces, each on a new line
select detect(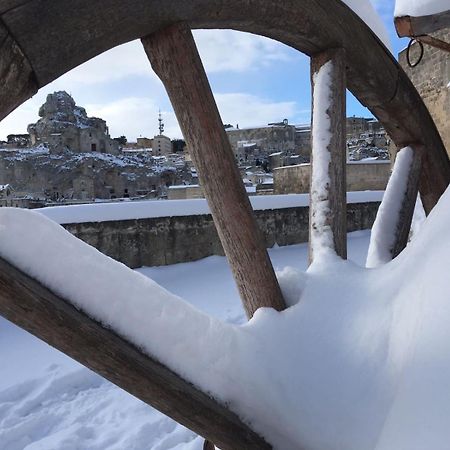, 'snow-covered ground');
0,183,449,450
0,231,371,450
